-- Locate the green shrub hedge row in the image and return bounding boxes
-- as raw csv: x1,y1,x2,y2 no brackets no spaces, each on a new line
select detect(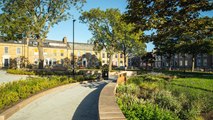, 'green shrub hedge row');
0,74,99,113
6,69,102,77
7,69,35,75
